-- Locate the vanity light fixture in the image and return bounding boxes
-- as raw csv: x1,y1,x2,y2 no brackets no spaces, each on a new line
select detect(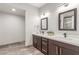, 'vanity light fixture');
41,12,50,18
41,12,45,18
11,8,16,12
